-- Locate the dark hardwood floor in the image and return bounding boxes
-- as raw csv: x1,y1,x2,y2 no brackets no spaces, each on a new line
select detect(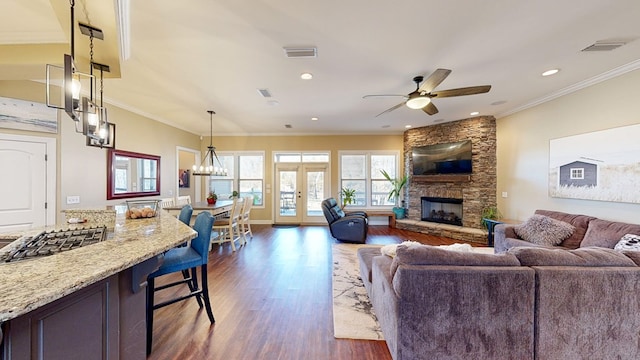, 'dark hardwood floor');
148,225,470,360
